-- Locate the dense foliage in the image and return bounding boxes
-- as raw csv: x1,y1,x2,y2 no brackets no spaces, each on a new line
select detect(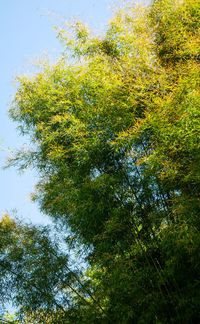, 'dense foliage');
1,0,200,322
